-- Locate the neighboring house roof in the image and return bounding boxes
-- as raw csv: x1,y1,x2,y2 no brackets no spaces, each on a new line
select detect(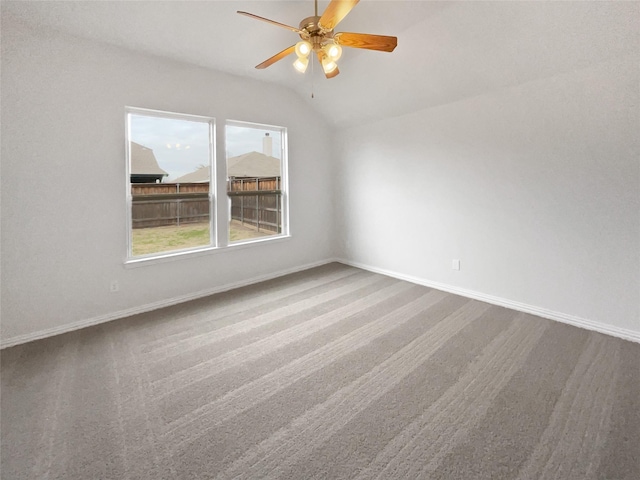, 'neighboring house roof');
228,152,280,178
172,152,281,183
172,166,209,183
130,142,168,177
